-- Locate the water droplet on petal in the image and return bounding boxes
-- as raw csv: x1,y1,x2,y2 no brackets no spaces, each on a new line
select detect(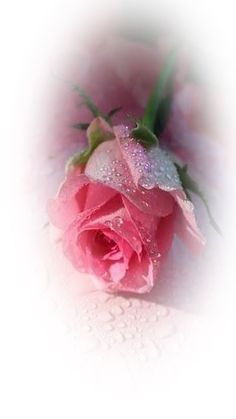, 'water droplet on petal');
139,174,156,190
113,216,124,228
105,220,112,228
